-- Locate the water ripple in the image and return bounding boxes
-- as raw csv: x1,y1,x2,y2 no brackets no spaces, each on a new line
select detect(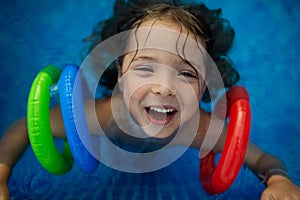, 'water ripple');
3,13,36,43
38,48,65,67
